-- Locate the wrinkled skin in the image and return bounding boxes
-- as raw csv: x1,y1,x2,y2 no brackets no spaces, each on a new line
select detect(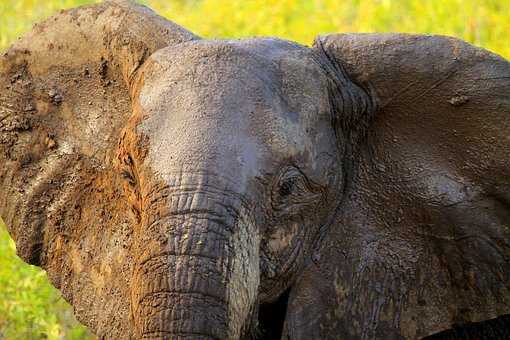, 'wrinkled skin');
125,39,344,339
0,1,509,339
